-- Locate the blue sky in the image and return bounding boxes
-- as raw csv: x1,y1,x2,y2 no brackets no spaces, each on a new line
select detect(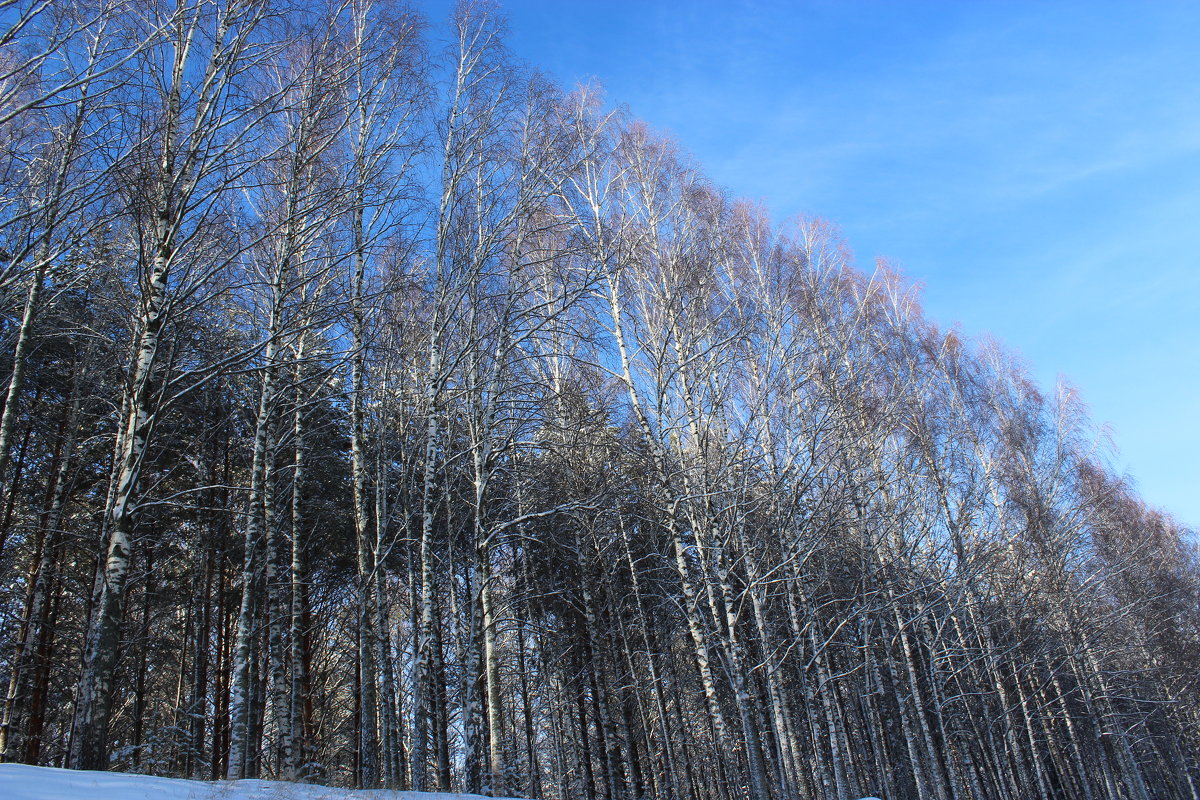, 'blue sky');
421,0,1200,527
